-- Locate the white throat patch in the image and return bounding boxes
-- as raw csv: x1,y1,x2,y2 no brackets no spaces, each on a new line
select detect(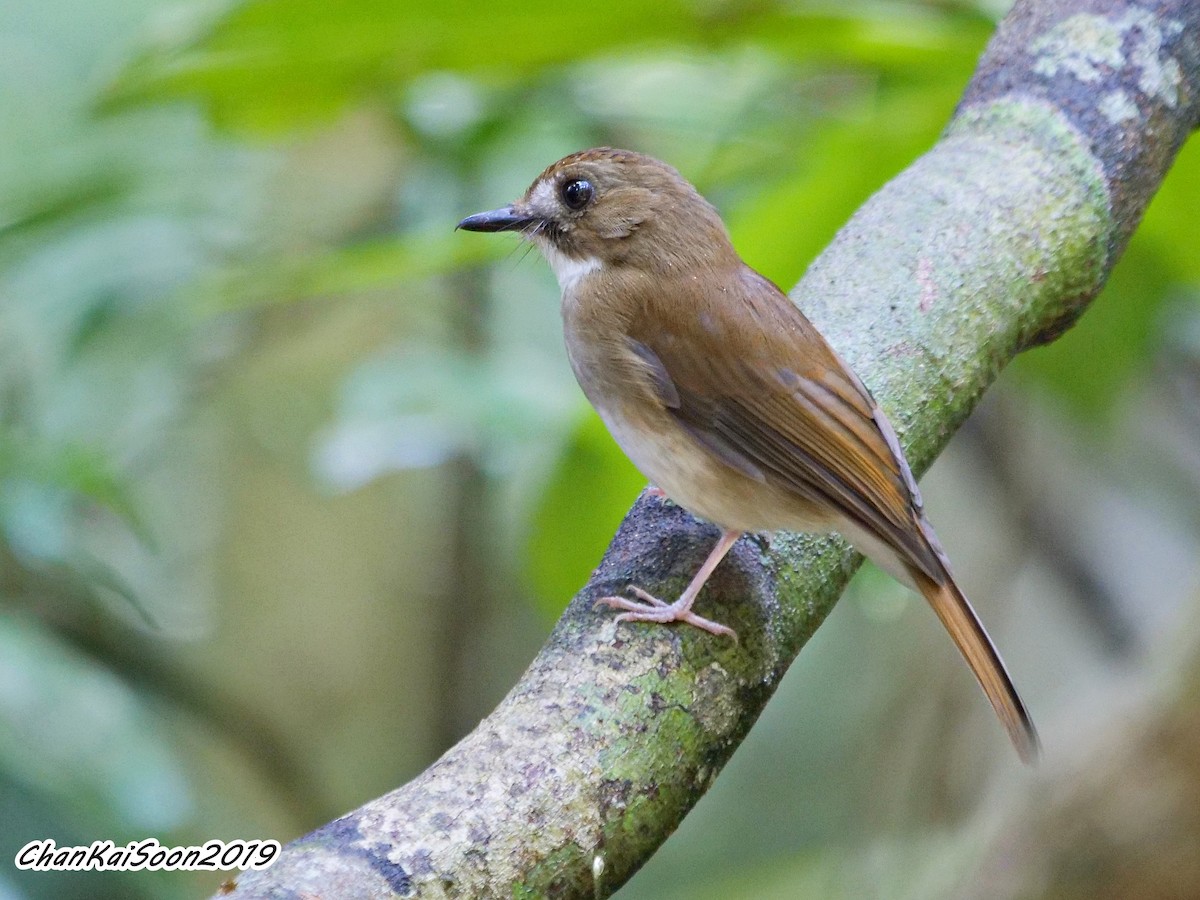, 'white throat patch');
541,244,602,293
